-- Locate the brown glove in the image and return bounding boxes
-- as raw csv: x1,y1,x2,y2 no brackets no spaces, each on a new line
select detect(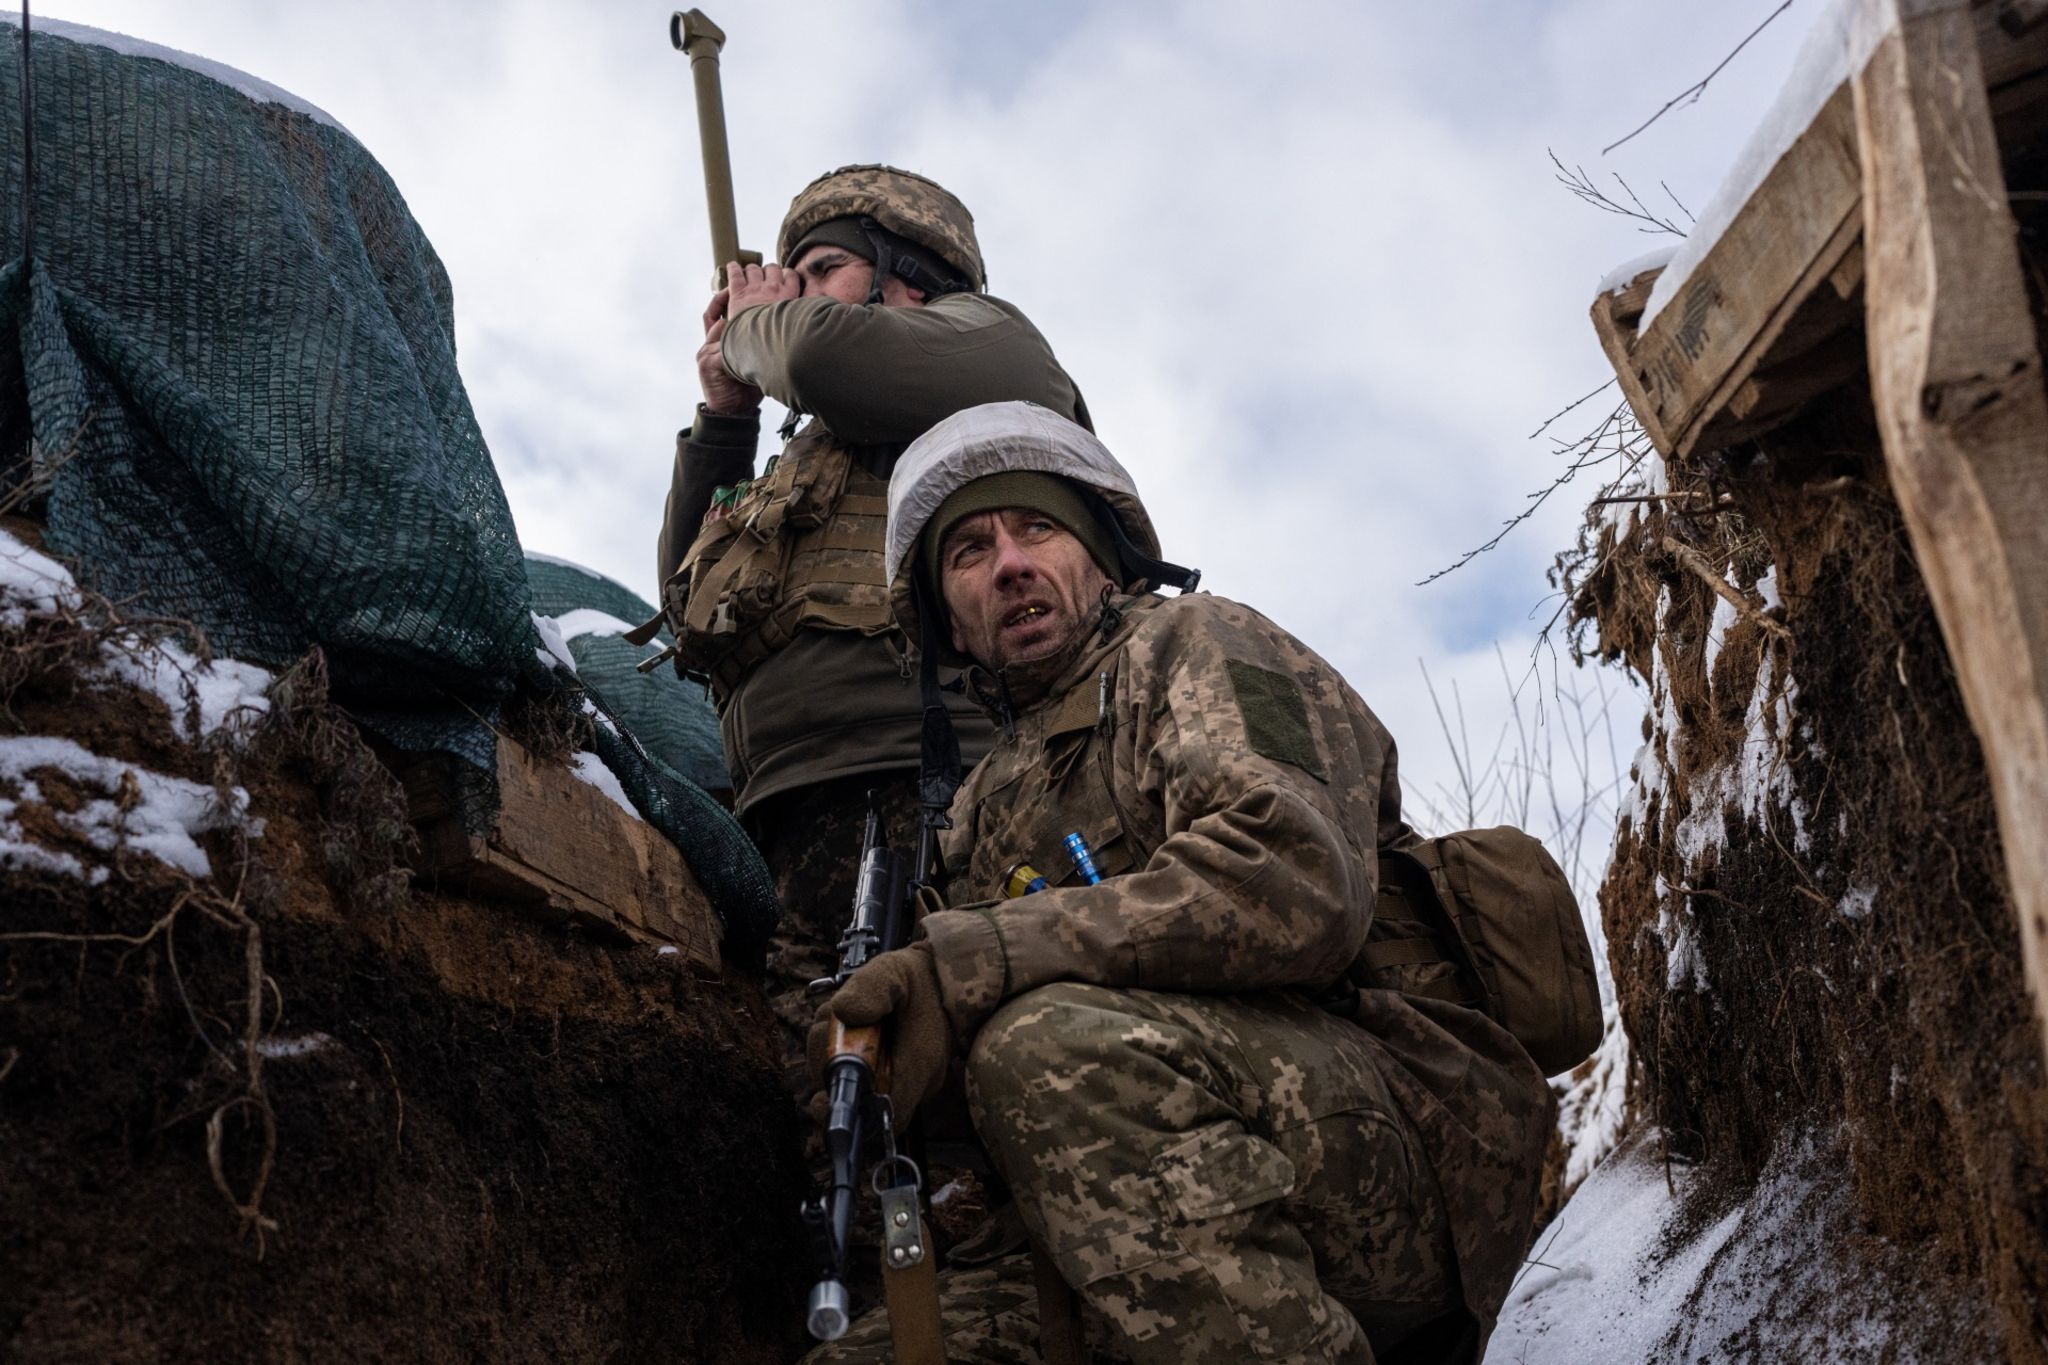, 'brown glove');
807,941,955,1130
